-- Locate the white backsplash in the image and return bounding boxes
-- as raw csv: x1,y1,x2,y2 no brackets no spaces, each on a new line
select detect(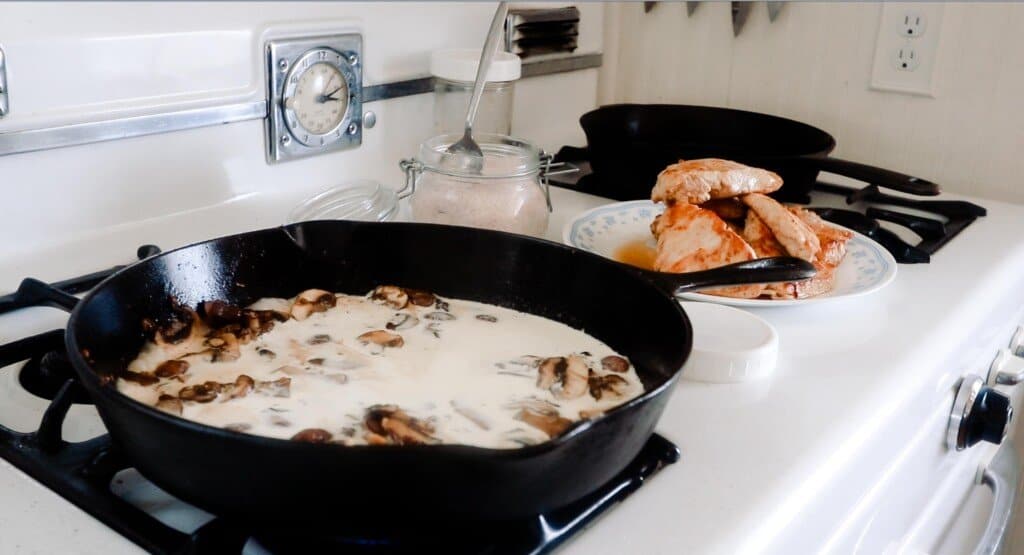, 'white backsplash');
599,2,1024,204
0,2,602,257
